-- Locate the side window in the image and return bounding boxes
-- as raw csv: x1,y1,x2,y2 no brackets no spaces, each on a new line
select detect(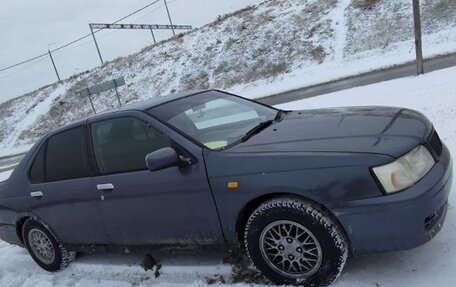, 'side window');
91,117,171,174
46,127,86,182
29,142,46,183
